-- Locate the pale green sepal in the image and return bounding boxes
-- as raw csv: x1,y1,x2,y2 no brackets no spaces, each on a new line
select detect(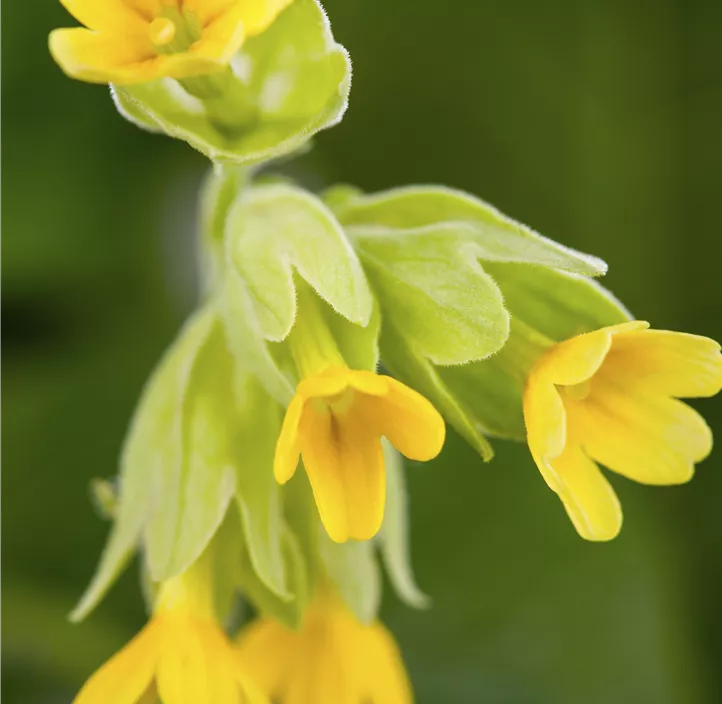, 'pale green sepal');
70,307,216,621
439,266,632,441
355,229,510,365
225,183,372,340
234,376,290,600
111,0,350,165
379,322,494,461
110,84,160,133
222,269,295,405
283,471,321,592
484,262,632,342
90,478,117,521
239,527,310,630
378,442,430,609
145,315,237,581
437,319,545,442
321,184,364,213
198,164,251,294
321,297,381,372
337,185,608,276
320,534,381,625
